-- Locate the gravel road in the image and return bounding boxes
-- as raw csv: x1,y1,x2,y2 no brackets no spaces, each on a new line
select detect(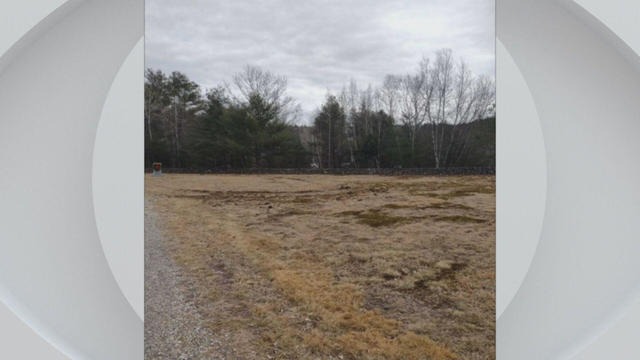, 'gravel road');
144,200,231,360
